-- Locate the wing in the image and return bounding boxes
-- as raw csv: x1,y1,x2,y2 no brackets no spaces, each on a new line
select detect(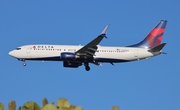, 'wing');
75,25,110,57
